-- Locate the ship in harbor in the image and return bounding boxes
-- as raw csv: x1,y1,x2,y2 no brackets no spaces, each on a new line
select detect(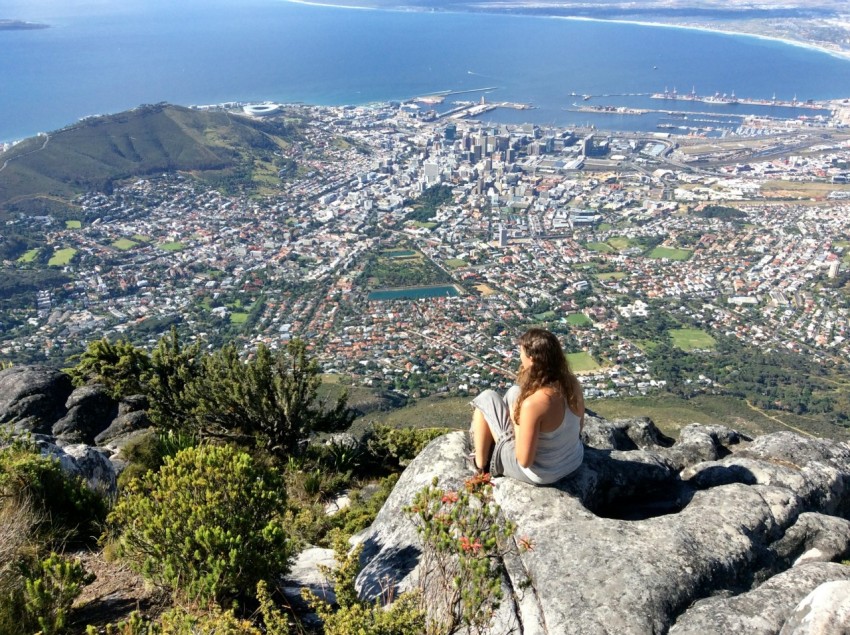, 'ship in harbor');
651,87,829,110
